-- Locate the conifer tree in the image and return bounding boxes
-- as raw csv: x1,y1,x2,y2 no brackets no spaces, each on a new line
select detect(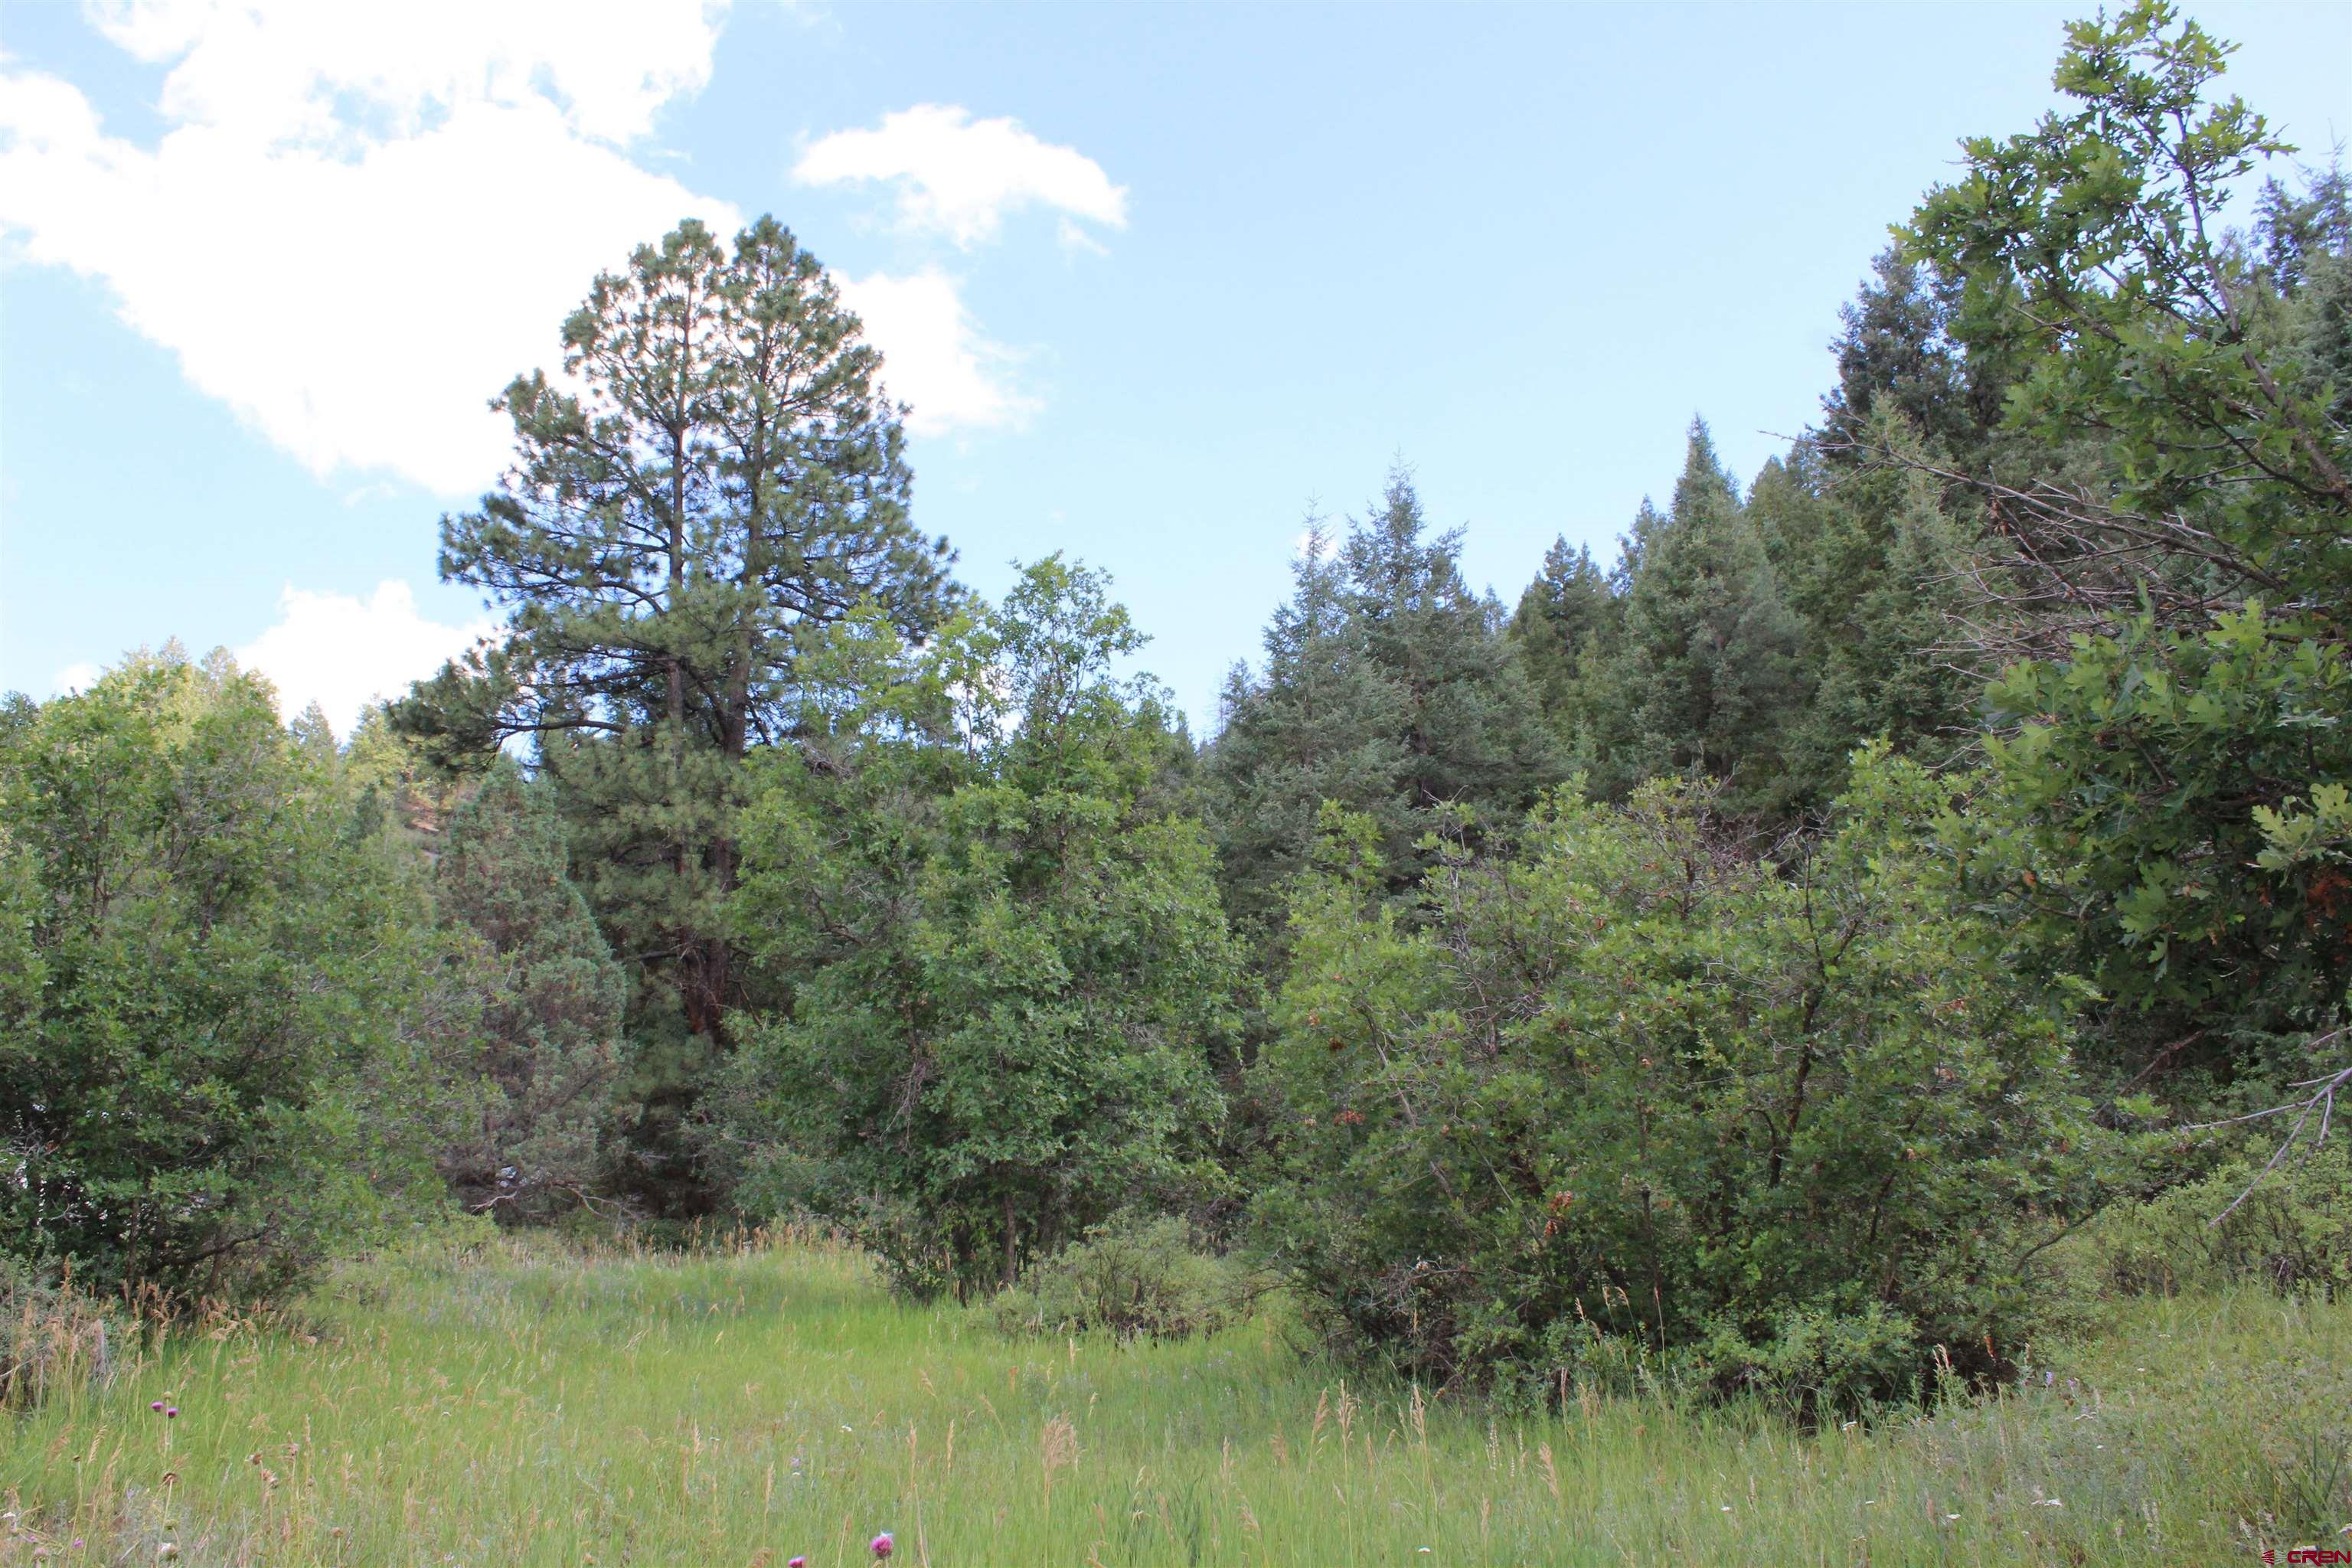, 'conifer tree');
1505,536,1619,746
1582,423,1806,809
395,217,959,1210
433,763,626,1223
1206,472,1562,935
1746,426,1982,802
